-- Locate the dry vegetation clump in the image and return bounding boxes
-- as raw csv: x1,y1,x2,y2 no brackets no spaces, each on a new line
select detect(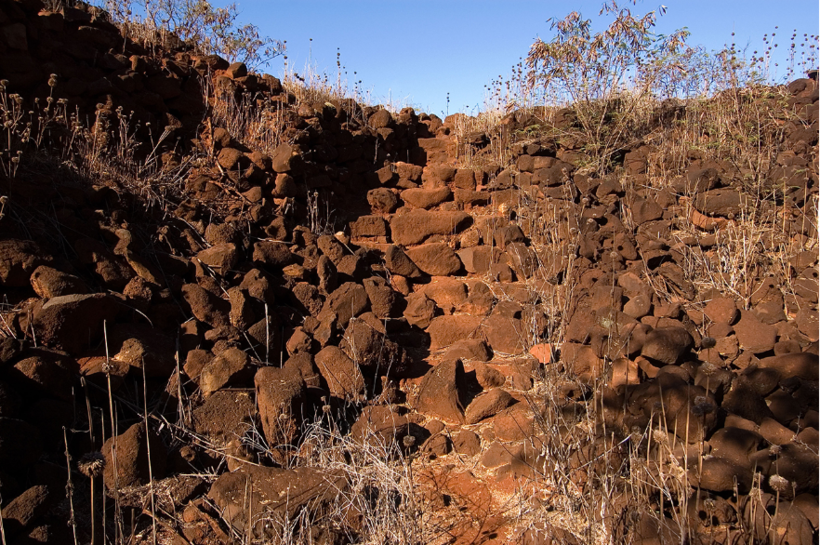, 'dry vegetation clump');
0,1,817,544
